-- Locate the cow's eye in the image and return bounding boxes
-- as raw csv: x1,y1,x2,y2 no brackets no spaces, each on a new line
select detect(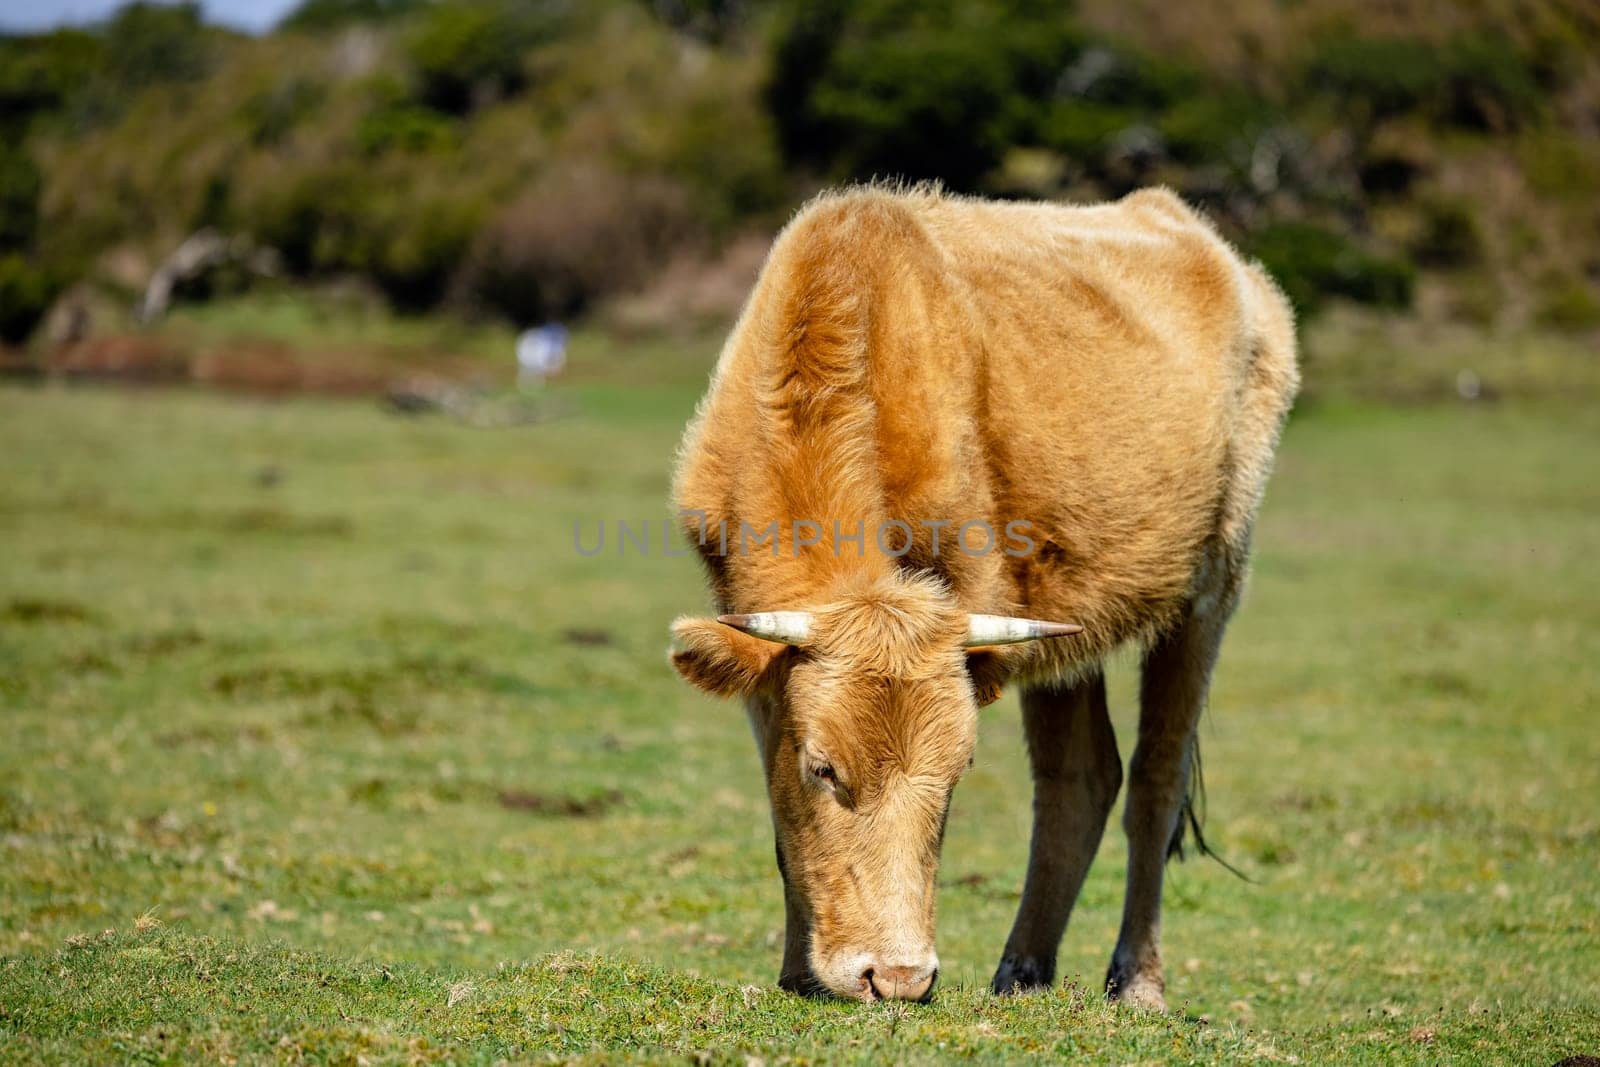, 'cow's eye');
803,753,853,807
803,753,839,791
800,744,847,800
